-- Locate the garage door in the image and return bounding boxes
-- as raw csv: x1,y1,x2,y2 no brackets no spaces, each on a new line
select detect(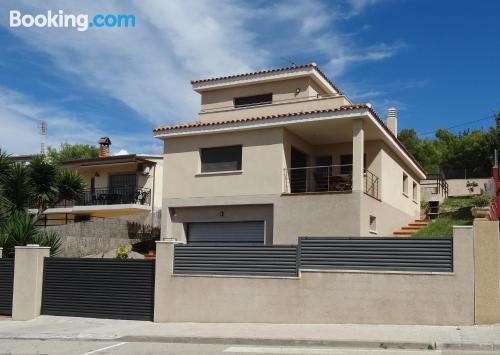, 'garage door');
188,221,264,243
